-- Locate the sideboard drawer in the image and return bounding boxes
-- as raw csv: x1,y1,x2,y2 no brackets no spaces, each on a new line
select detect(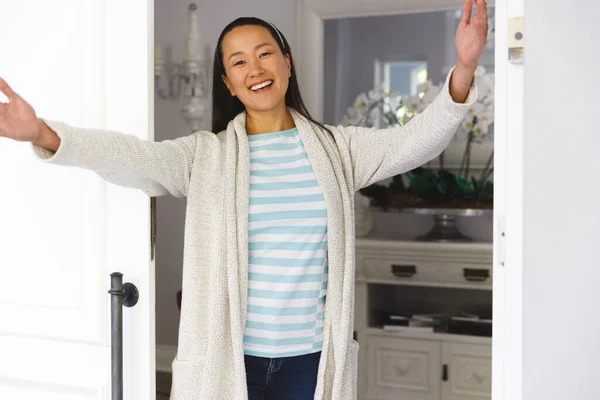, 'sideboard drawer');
363,256,492,287
367,335,440,400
